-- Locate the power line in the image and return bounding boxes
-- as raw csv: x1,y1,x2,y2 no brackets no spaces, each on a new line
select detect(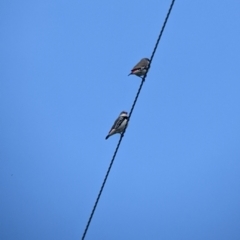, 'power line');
81,0,176,239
